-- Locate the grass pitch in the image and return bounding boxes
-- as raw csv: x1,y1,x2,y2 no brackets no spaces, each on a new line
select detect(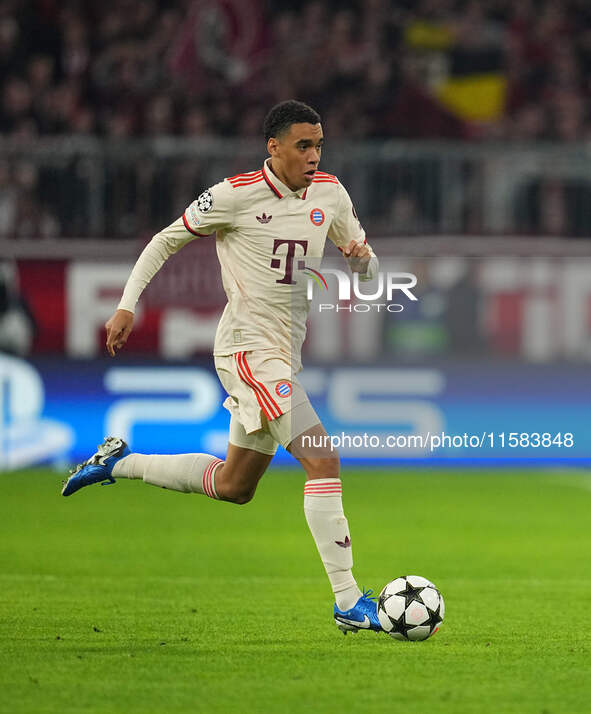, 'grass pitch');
0,467,590,714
